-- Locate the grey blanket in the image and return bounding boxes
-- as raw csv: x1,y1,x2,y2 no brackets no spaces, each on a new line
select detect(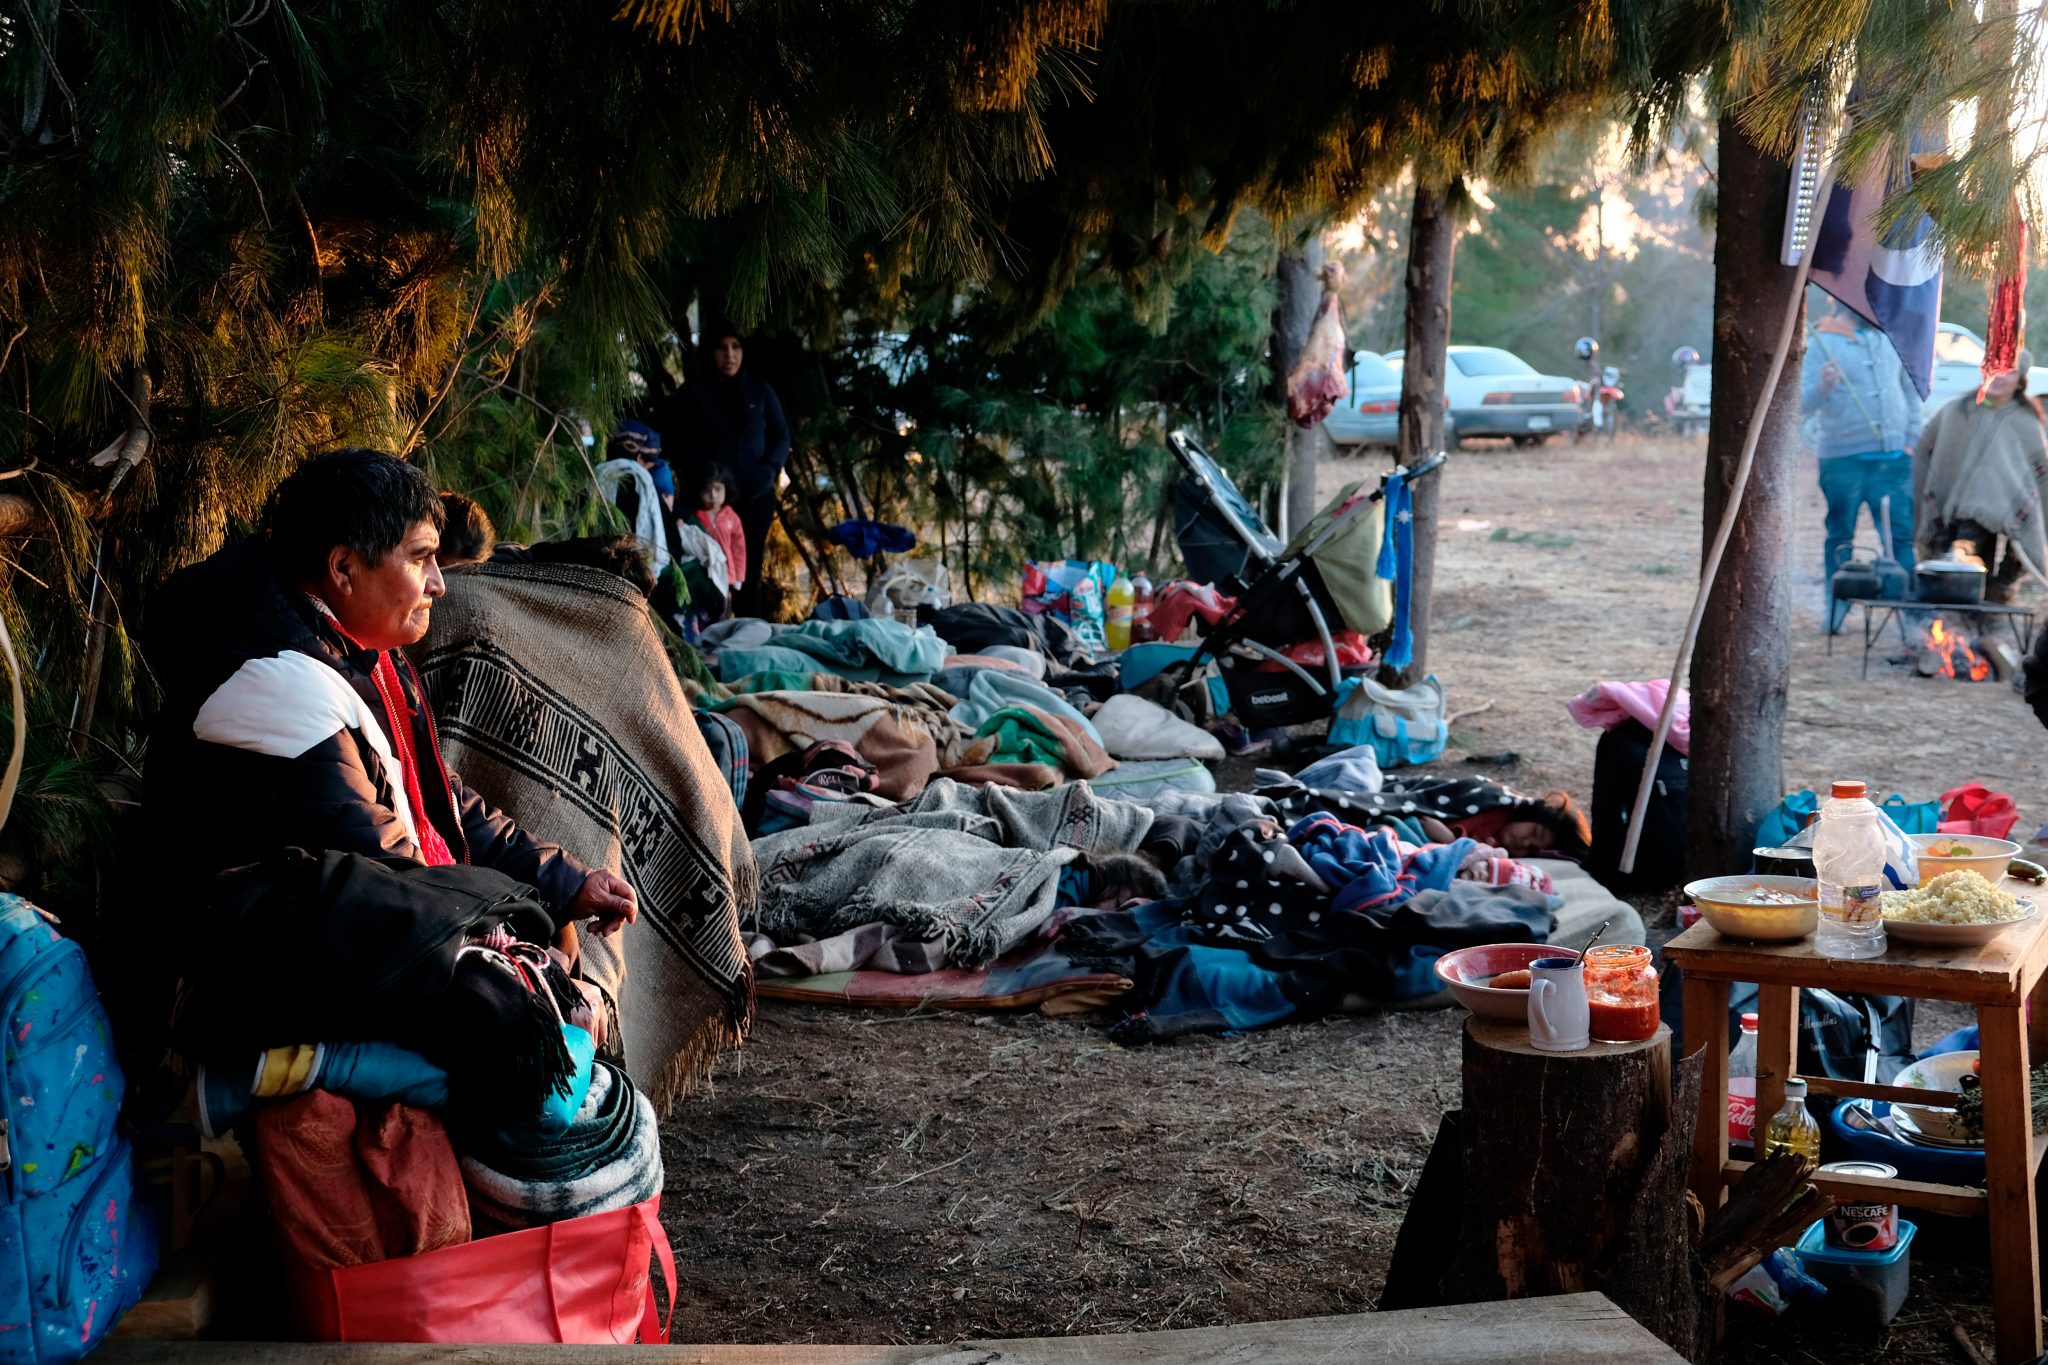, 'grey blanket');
750,780,1153,968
